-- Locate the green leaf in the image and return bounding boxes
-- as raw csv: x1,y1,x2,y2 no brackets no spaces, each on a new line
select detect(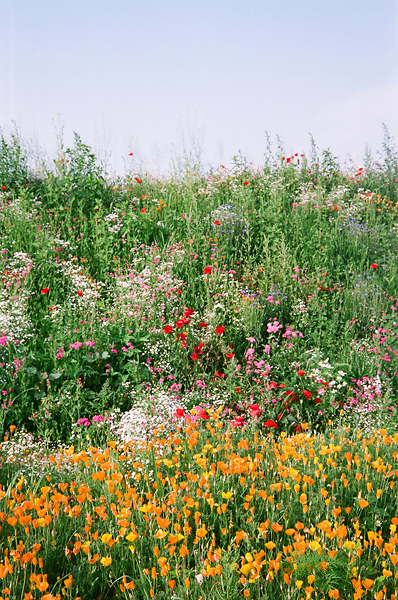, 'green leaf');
49,372,62,381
